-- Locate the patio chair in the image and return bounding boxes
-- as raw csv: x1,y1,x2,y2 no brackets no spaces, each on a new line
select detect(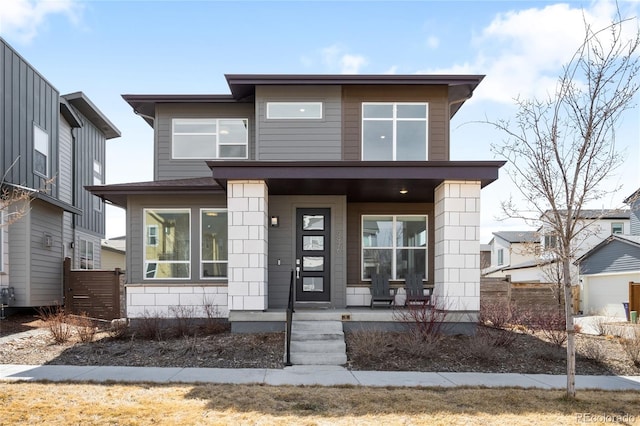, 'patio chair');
370,273,395,308
404,273,430,307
